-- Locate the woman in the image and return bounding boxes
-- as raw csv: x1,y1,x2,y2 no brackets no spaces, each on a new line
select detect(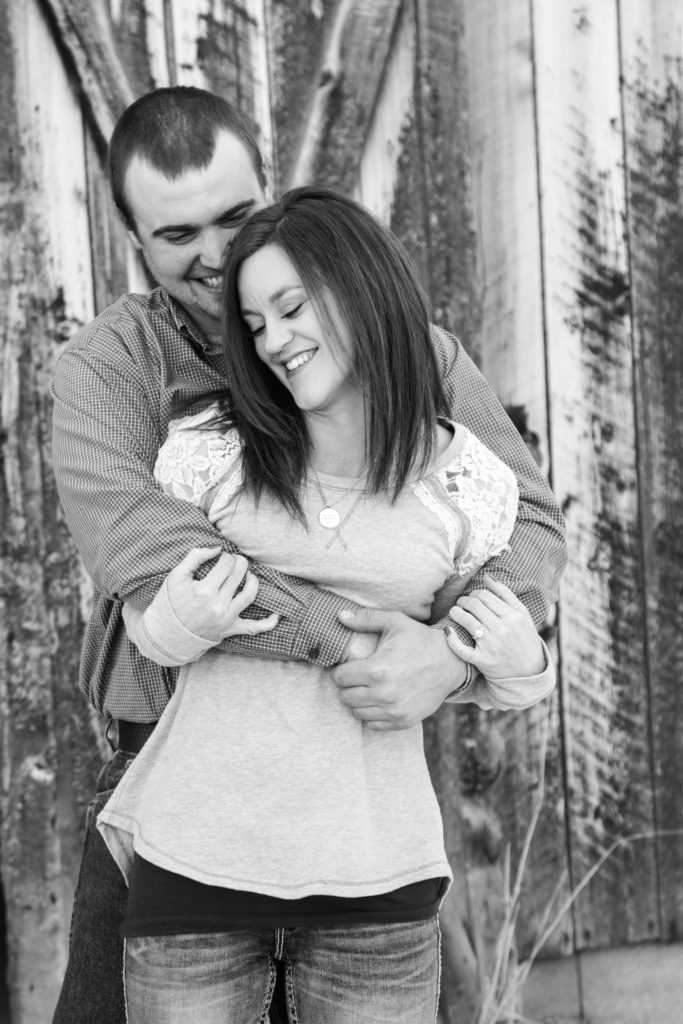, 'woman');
99,187,555,1023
